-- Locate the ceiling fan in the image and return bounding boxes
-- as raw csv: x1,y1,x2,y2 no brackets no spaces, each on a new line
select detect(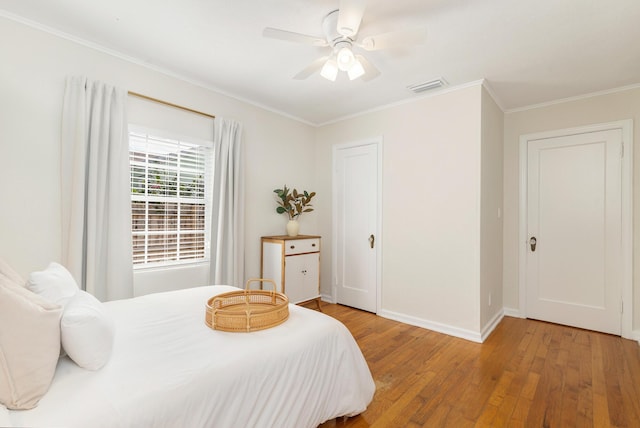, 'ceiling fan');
263,0,426,82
